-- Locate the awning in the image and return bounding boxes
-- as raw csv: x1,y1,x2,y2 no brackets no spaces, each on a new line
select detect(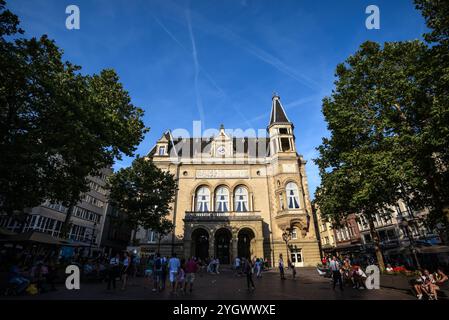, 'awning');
416,245,449,254
0,227,17,237
0,230,71,246
384,245,449,255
